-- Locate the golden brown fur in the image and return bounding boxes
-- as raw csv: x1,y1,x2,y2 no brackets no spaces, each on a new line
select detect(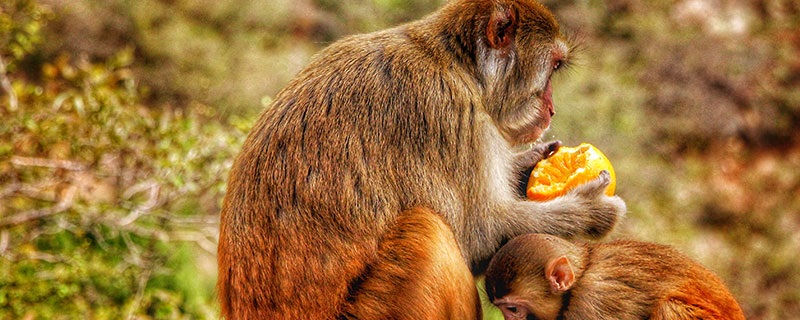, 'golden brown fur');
217,0,625,318
485,234,746,320
342,207,480,319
